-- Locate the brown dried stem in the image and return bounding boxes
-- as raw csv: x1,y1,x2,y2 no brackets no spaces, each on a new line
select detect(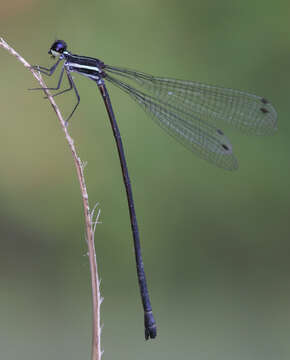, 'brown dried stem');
0,37,102,360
